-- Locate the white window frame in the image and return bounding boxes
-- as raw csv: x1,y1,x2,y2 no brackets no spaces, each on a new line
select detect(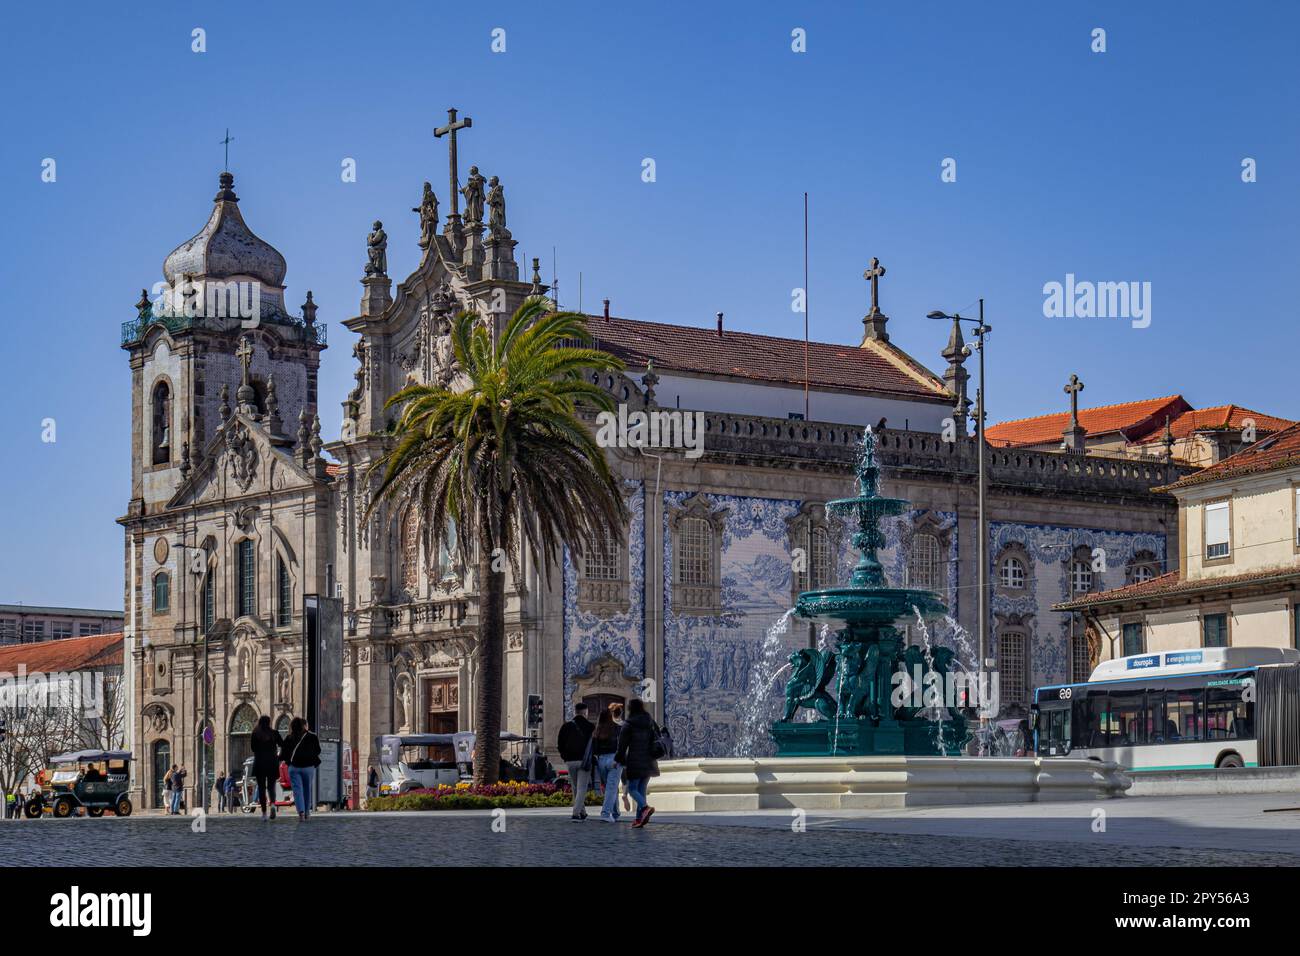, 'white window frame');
1204,499,1231,560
